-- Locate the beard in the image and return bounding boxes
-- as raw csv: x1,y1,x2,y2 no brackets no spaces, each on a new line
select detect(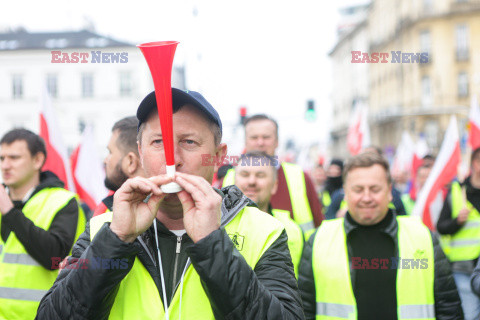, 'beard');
104,161,129,191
